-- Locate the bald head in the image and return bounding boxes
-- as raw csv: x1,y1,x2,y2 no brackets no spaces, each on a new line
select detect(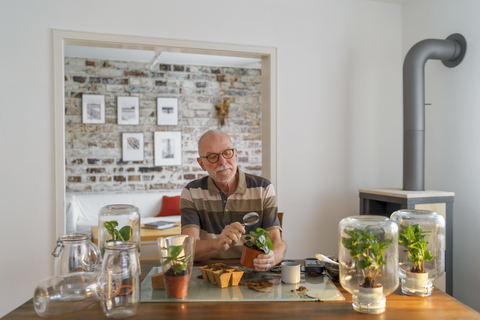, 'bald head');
197,130,233,155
